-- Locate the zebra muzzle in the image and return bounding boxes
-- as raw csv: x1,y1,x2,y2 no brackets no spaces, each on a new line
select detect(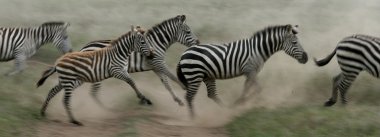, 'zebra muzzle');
298,52,308,64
